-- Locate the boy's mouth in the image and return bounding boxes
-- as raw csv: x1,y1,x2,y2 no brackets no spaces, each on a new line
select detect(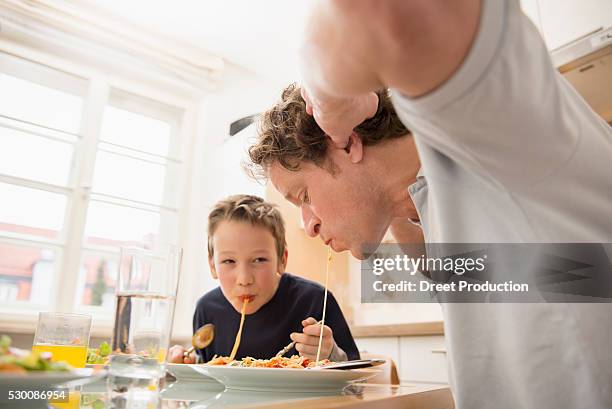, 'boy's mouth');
238,295,254,302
